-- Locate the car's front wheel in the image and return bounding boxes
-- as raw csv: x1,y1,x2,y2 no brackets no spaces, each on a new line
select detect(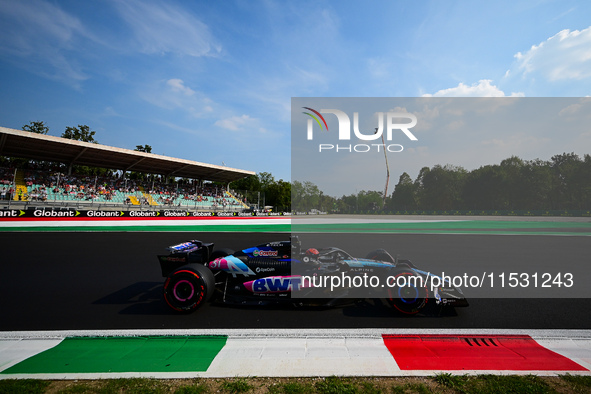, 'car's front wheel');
163,264,215,313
